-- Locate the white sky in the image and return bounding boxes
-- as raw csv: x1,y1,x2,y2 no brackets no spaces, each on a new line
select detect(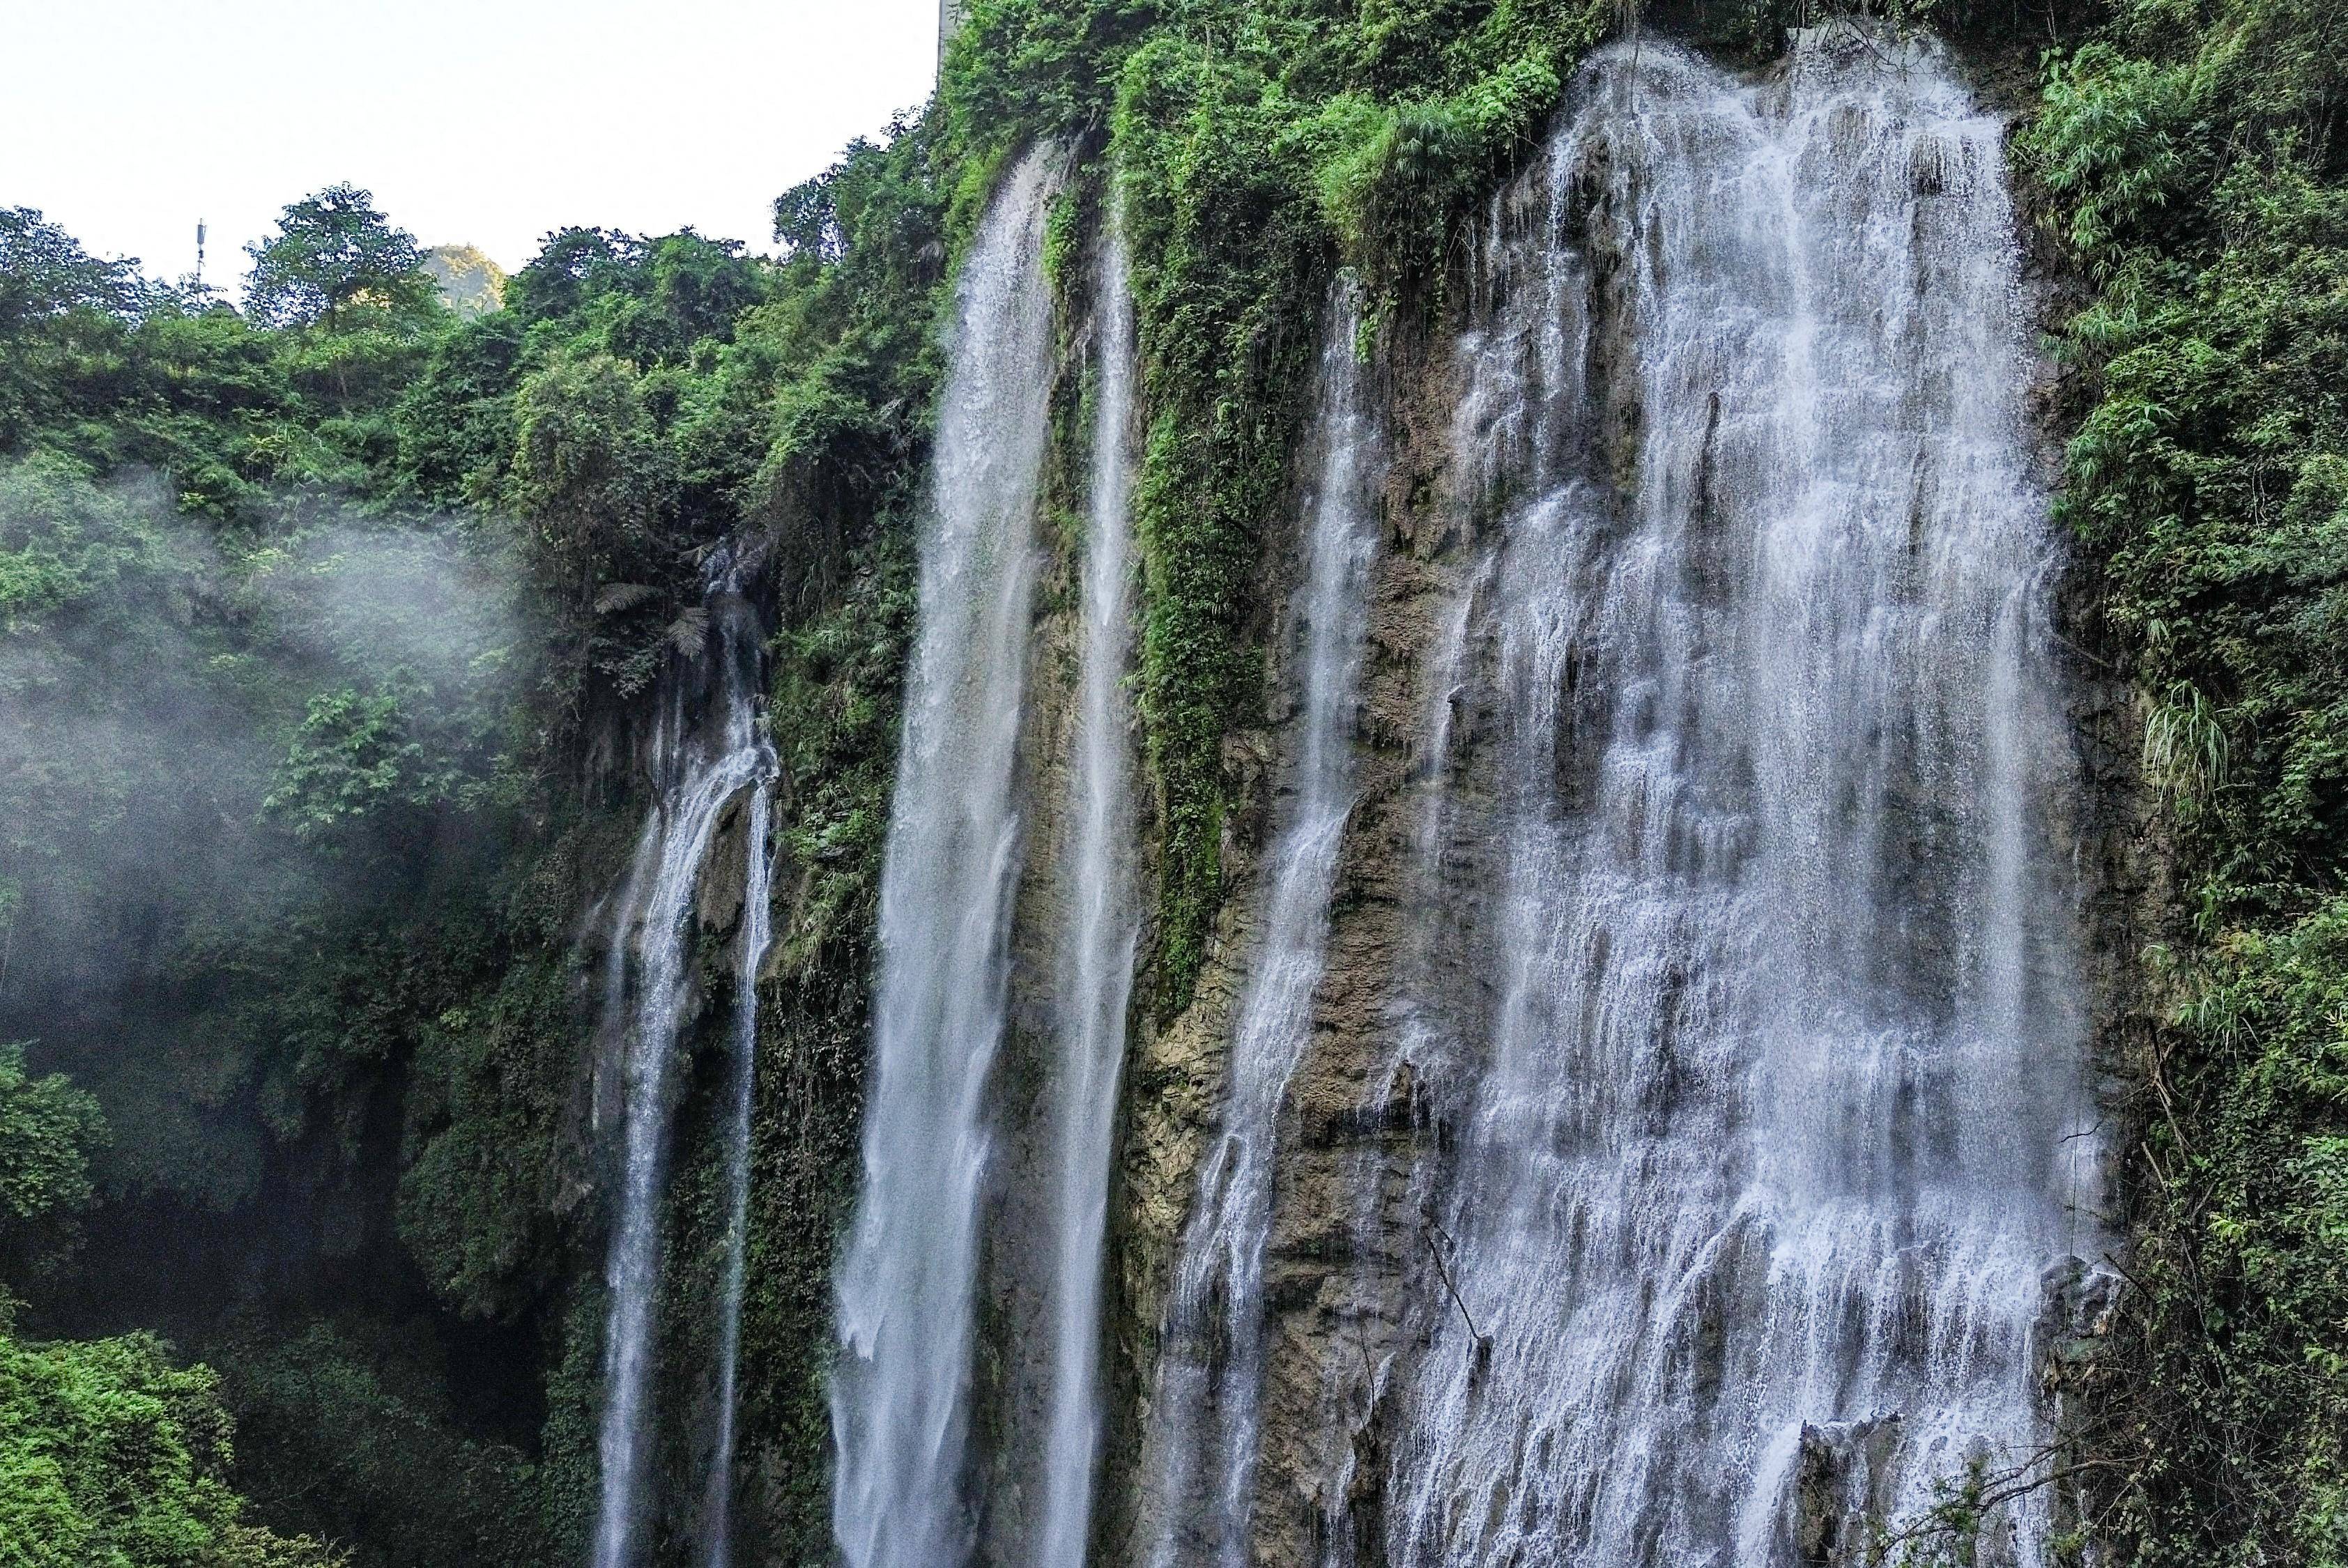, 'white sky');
1,0,941,285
